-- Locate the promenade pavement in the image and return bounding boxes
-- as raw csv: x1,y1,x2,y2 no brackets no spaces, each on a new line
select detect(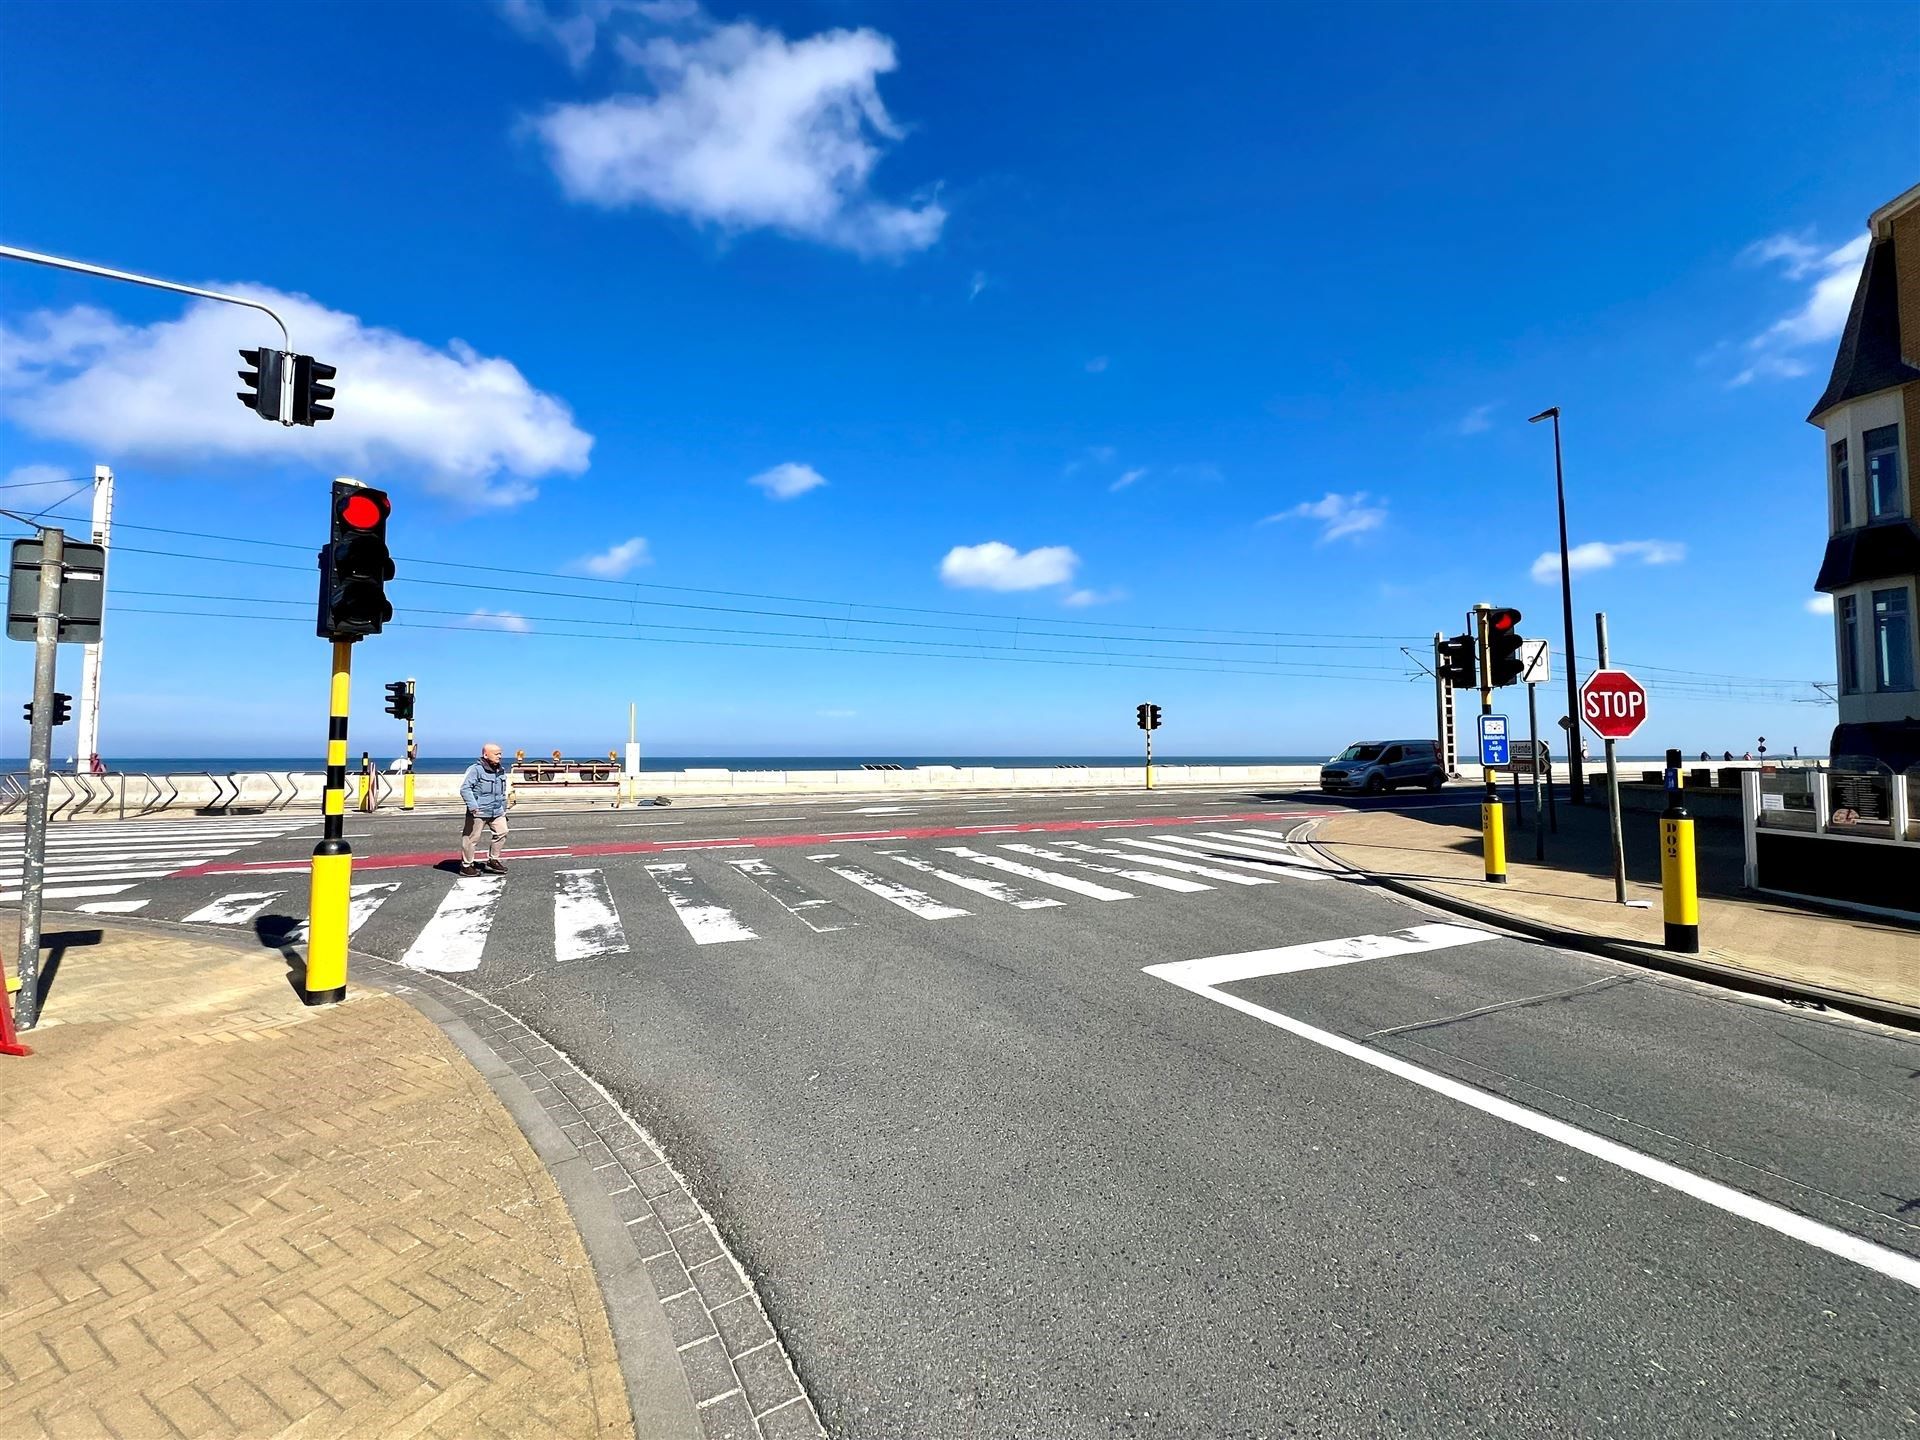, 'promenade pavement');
1308,795,1918,1014
0,921,662,1439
